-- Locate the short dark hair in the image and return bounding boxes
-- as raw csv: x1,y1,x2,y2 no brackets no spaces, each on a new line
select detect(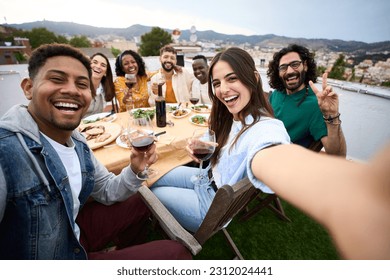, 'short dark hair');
192,54,208,64
267,44,317,91
28,43,92,80
115,49,147,77
159,45,177,56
